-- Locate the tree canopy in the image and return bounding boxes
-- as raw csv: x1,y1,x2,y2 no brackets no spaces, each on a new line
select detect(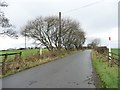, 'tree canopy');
21,16,86,51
